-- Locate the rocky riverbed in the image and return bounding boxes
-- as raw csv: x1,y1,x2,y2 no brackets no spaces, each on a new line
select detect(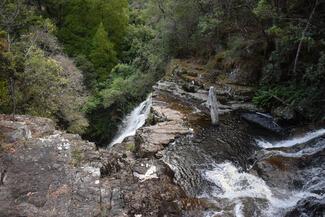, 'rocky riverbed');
1,59,324,217
0,105,190,217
